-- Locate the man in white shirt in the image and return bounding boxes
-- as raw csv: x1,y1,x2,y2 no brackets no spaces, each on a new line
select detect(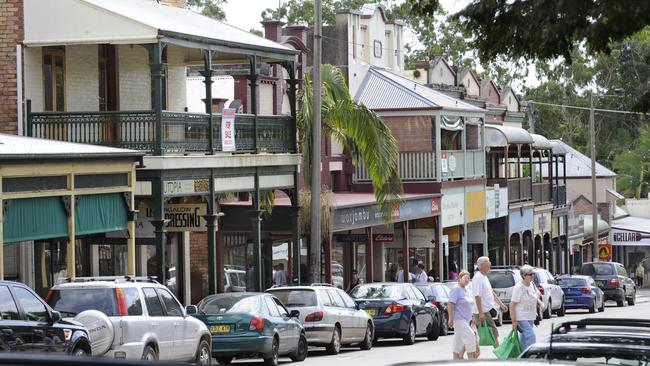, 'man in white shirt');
273,263,287,286
396,266,414,282
415,263,429,283
472,256,508,347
